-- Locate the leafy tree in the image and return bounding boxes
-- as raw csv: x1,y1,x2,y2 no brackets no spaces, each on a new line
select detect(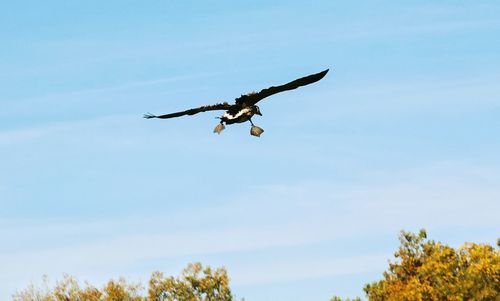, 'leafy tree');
13,263,234,301
363,229,500,301
15,231,499,301
148,262,233,301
